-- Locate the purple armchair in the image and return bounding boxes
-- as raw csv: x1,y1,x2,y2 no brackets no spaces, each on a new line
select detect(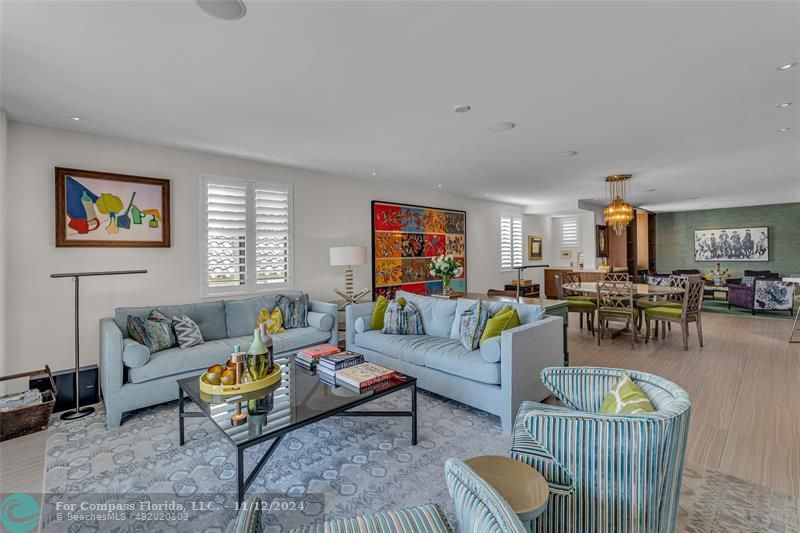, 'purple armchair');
729,275,794,315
